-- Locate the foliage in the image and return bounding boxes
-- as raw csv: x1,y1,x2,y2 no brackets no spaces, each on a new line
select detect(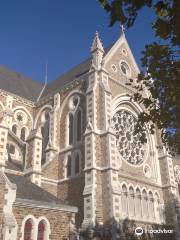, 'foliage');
98,0,180,154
